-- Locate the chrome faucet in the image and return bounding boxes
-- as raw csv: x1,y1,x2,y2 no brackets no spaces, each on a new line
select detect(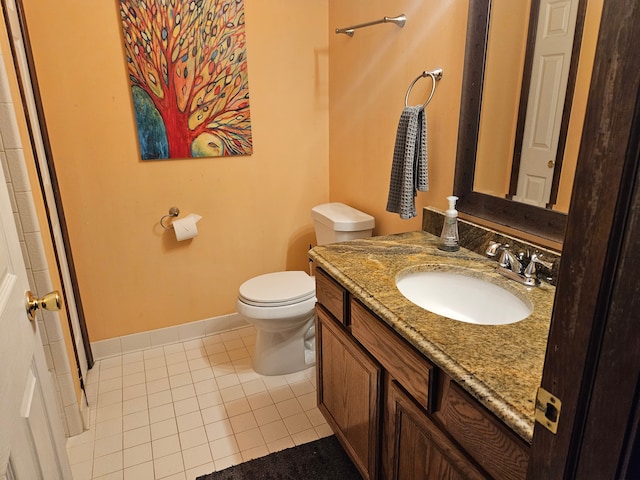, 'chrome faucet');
498,246,523,274
486,242,523,273
486,241,554,287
